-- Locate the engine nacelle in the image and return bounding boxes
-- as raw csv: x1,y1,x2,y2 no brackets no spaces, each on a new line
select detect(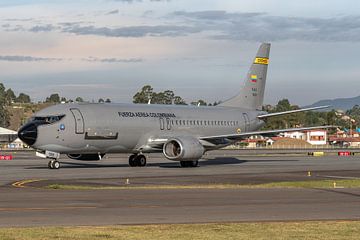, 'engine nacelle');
163,136,204,161
67,154,105,161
